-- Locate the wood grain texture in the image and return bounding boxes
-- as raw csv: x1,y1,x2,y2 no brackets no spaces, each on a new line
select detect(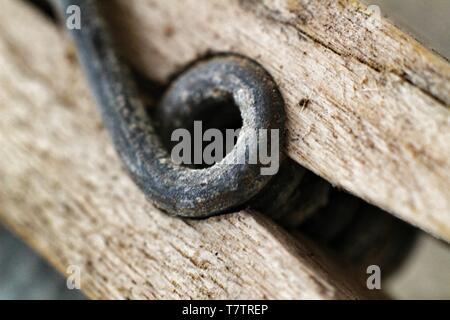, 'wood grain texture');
101,0,450,241
0,0,373,300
